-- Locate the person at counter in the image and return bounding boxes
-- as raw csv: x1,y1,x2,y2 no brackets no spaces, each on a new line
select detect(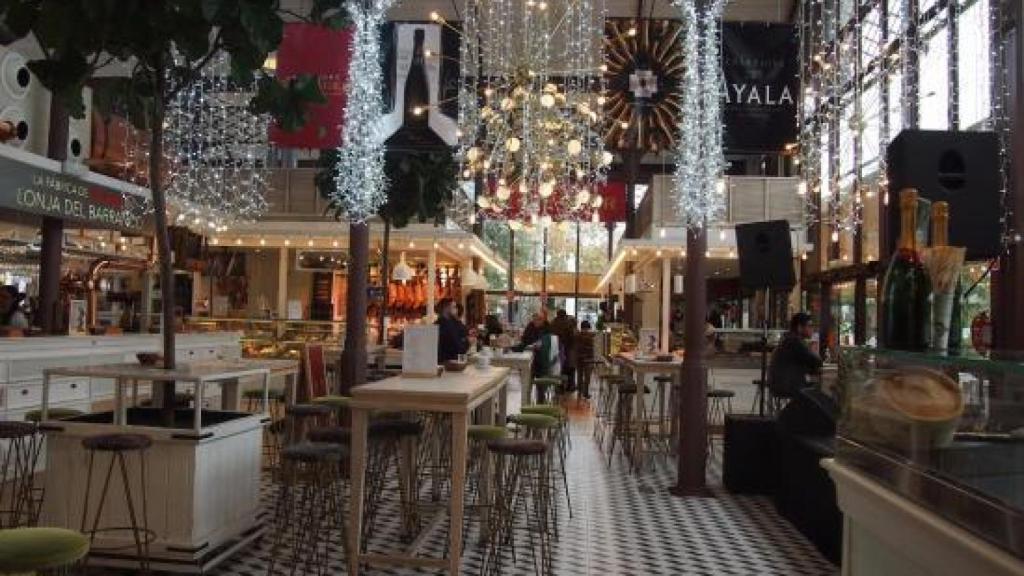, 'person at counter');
768,312,823,399
520,312,549,347
550,309,577,392
0,286,29,330
483,314,504,346
435,298,468,363
576,320,596,399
